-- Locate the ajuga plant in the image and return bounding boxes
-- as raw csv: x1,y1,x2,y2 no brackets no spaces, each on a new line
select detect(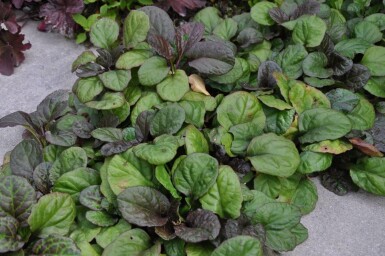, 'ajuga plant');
0,1,31,76
1,1,385,255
